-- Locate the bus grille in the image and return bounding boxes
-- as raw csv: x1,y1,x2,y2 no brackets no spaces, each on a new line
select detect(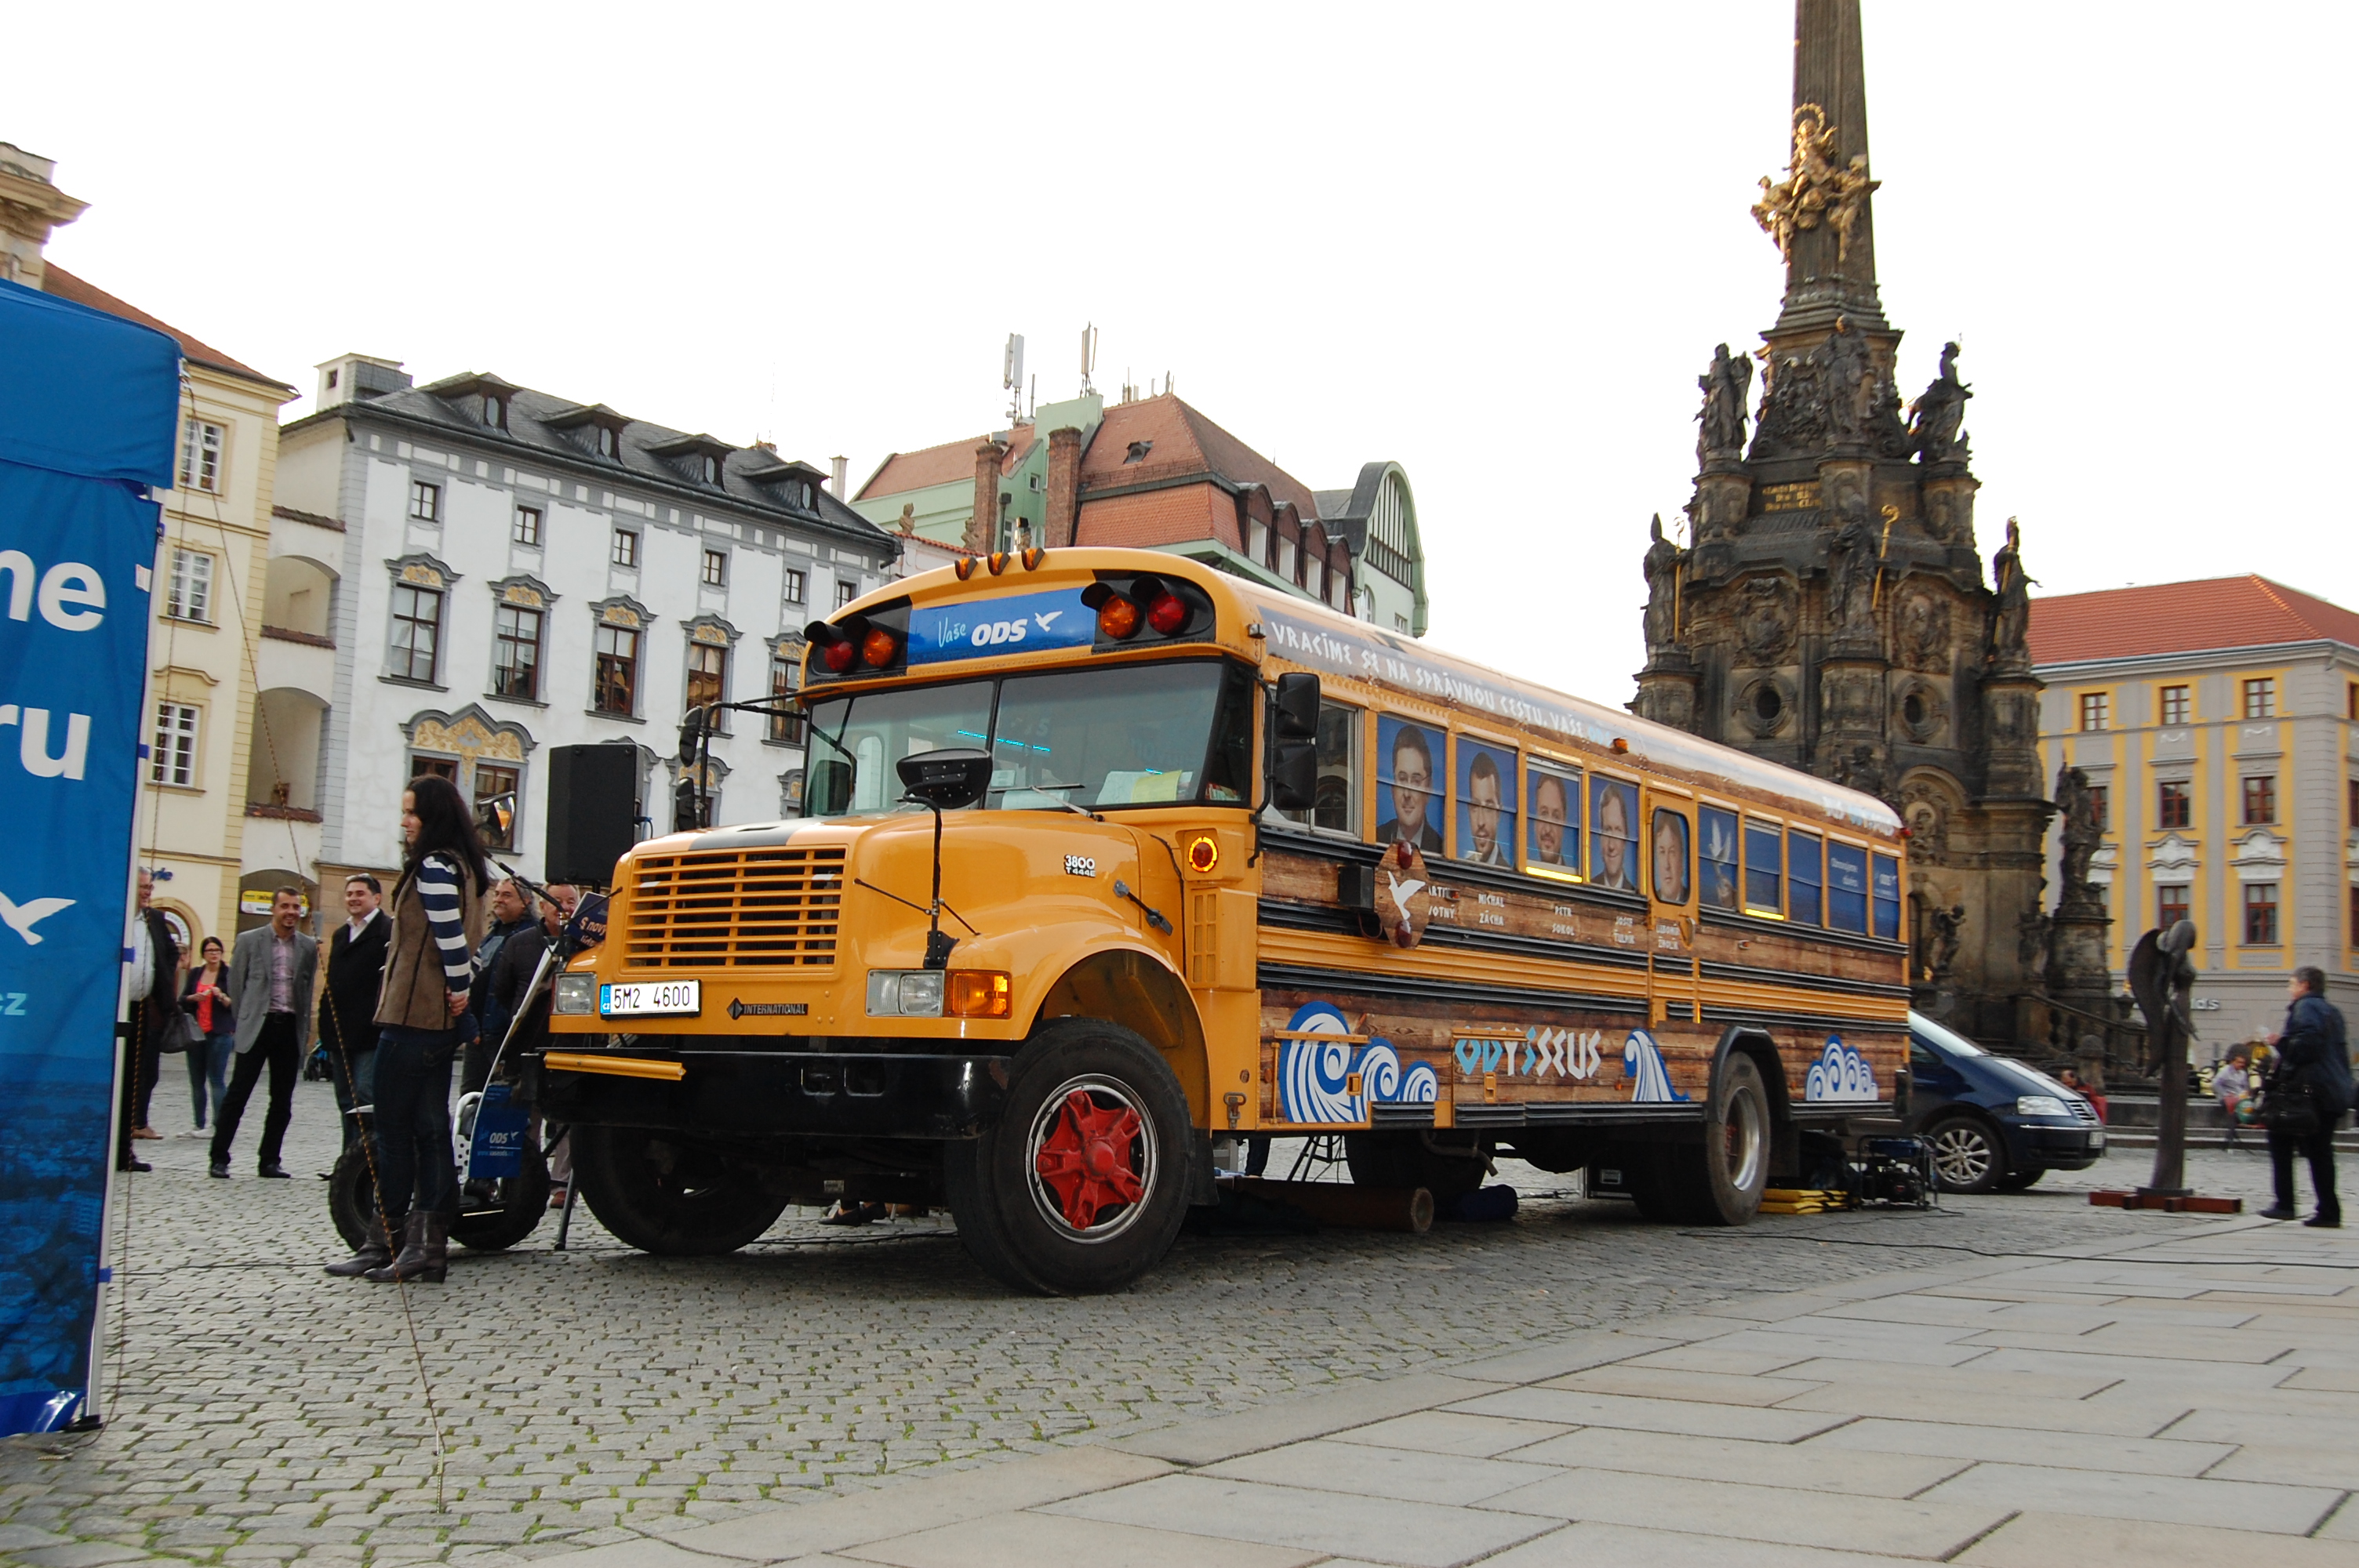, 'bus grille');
625,846,845,969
